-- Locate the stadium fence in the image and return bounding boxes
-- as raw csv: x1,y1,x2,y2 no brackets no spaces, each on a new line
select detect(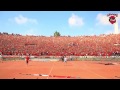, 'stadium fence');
1,55,120,61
